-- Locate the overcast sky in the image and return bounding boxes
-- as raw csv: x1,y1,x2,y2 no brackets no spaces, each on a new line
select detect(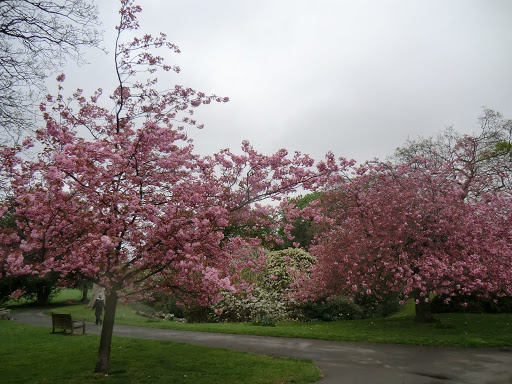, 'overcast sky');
61,0,512,163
